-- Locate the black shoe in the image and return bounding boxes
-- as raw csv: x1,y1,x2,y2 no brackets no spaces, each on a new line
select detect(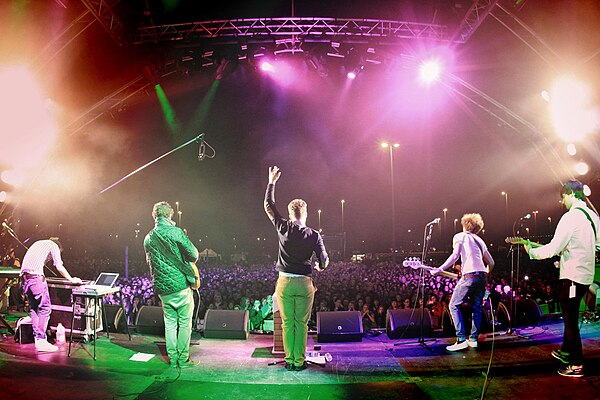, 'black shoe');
284,362,294,371
551,349,570,364
294,362,308,371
